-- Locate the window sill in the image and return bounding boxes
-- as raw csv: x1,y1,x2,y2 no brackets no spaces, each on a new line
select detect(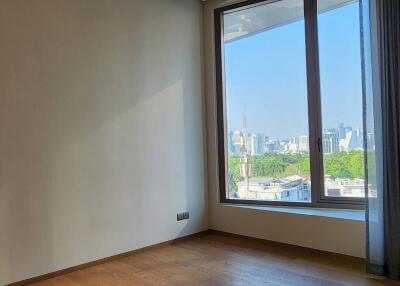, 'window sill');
222,203,365,221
